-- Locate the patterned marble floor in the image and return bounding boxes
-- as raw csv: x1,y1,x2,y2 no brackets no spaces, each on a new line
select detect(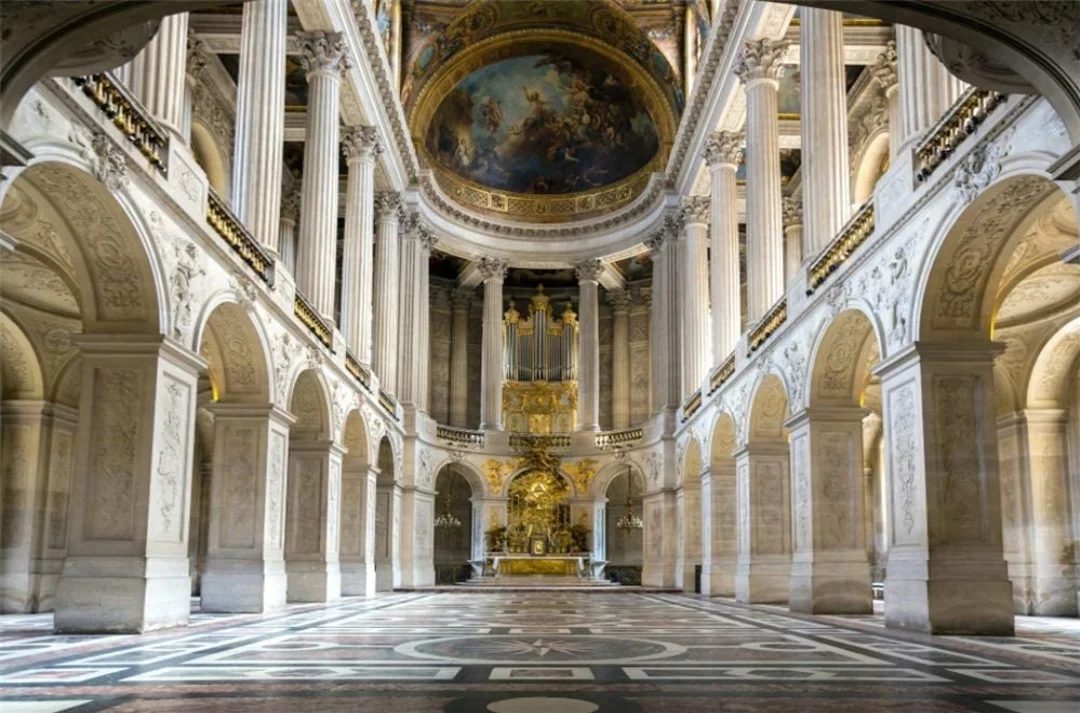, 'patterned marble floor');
1,592,1078,712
